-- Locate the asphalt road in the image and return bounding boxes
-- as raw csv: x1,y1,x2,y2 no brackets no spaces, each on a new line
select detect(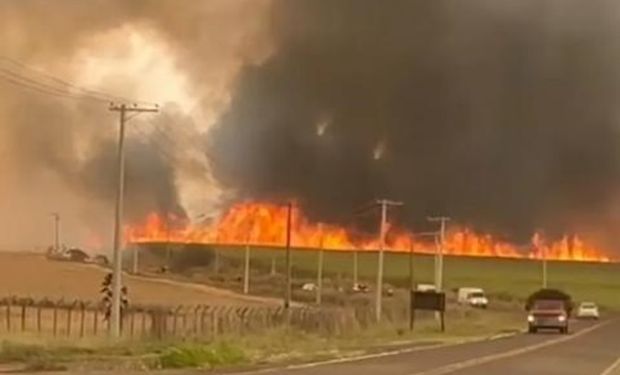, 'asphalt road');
232,318,620,375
